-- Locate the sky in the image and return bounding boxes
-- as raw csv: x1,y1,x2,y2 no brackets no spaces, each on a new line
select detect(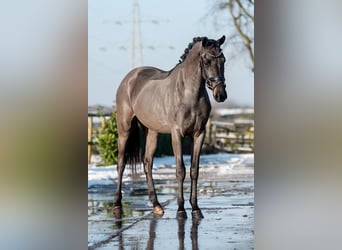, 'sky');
88,0,254,107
